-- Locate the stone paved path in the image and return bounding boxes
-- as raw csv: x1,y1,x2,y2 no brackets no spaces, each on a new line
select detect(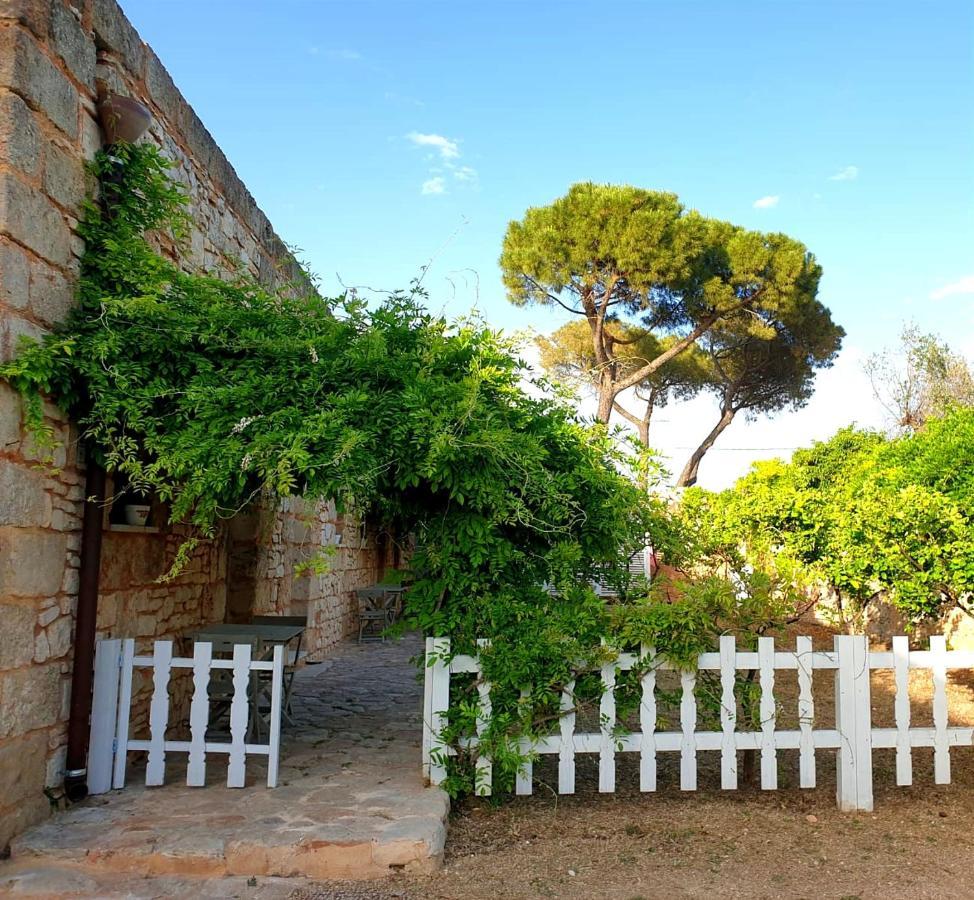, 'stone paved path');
1,635,448,895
